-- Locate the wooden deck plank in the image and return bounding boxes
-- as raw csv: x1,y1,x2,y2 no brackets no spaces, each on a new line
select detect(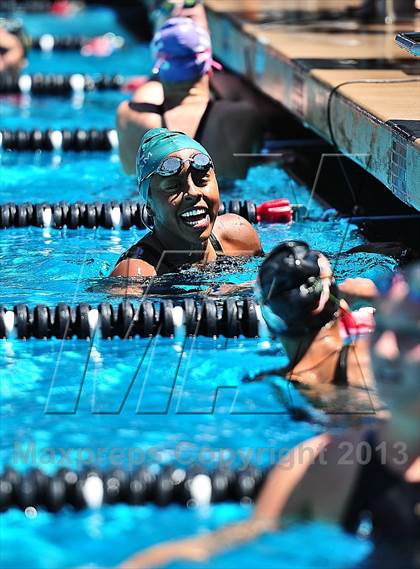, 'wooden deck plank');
311,69,420,124
205,0,420,210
